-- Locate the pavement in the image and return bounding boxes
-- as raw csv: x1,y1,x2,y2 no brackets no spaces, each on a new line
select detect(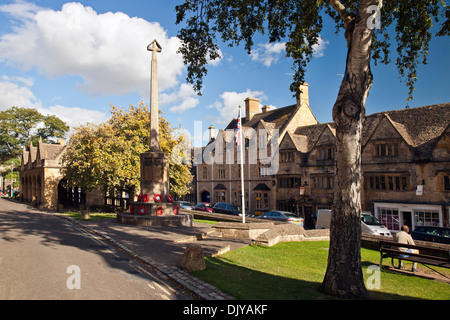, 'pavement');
57,212,252,300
